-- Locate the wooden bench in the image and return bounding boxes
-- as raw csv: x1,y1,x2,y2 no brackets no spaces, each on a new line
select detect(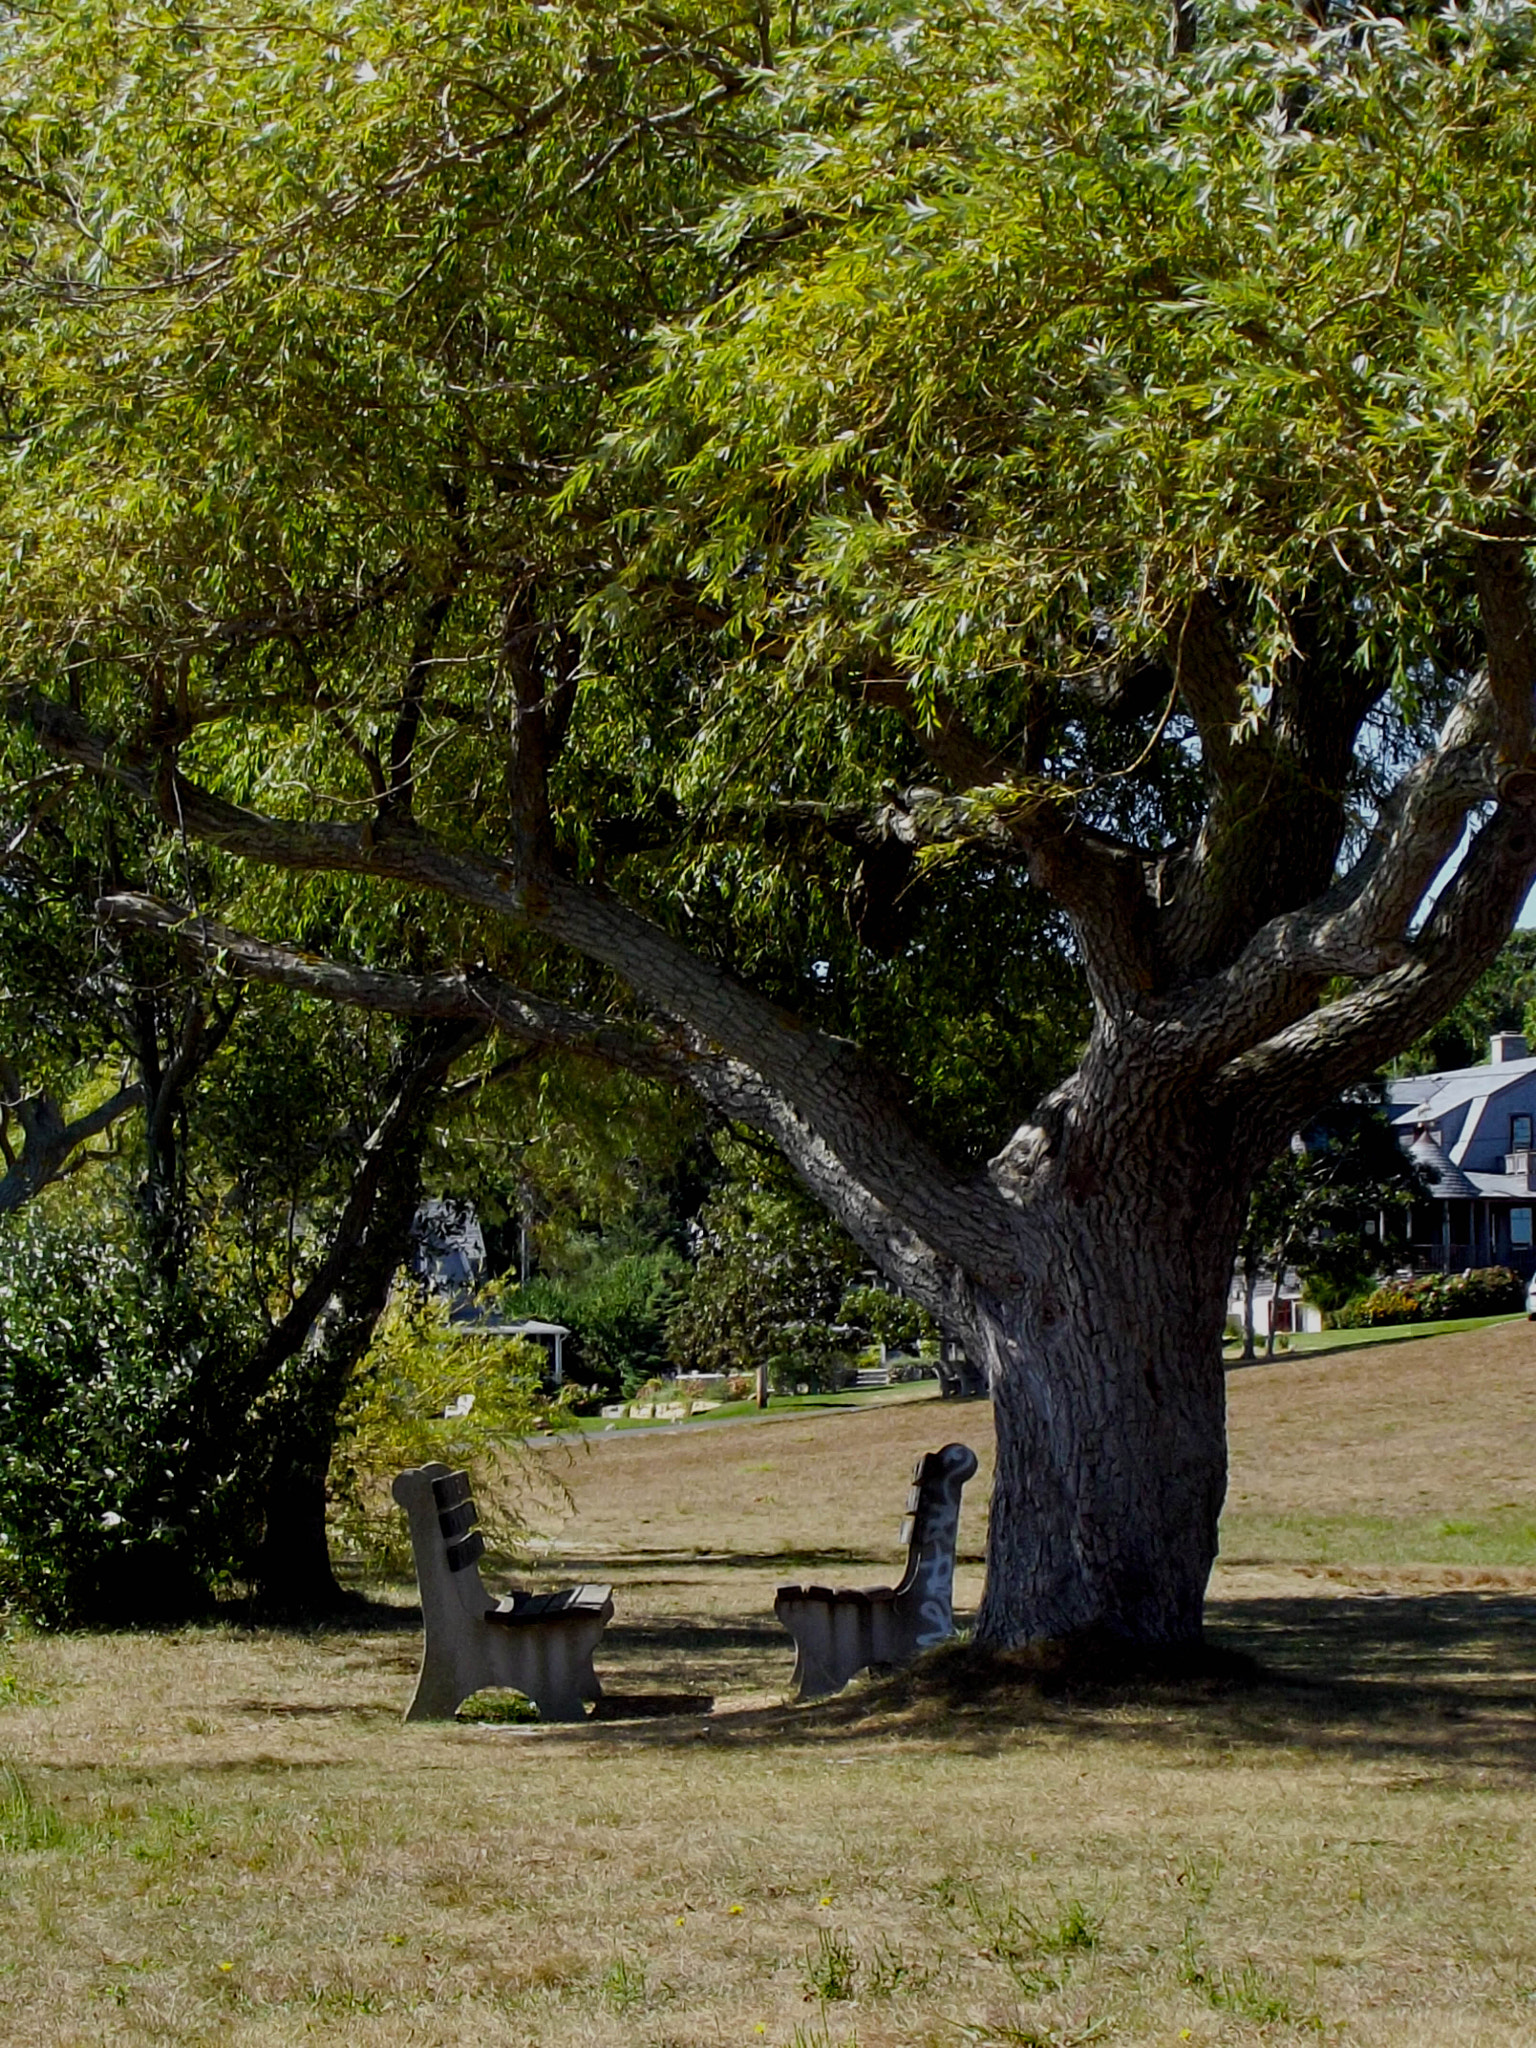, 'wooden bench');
774,1441,979,1700
392,1463,612,1722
